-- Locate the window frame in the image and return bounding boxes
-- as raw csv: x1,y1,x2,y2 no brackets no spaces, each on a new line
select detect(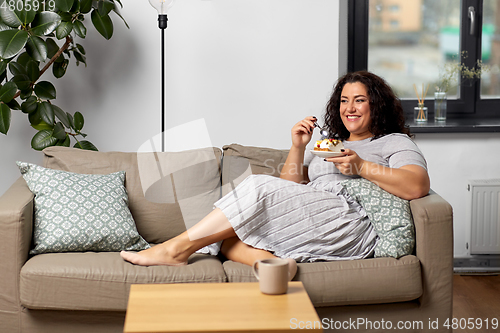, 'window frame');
347,0,500,128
